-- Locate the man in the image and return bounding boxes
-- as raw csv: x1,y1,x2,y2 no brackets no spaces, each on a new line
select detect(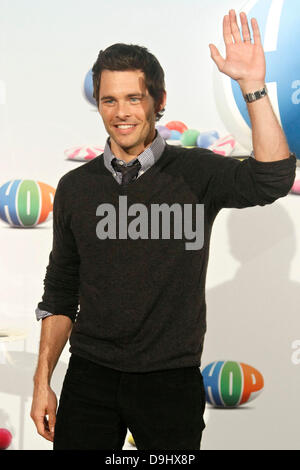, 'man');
31,10,296,450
